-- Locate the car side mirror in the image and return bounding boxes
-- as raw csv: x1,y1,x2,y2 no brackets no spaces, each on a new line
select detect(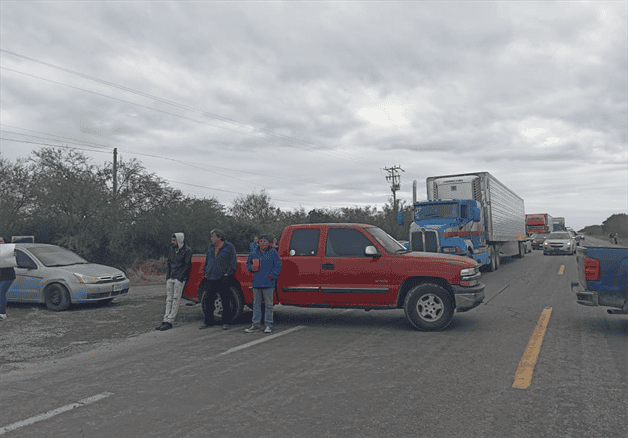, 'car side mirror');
365,246,381,257
17,260,36,270
397,211,405,226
